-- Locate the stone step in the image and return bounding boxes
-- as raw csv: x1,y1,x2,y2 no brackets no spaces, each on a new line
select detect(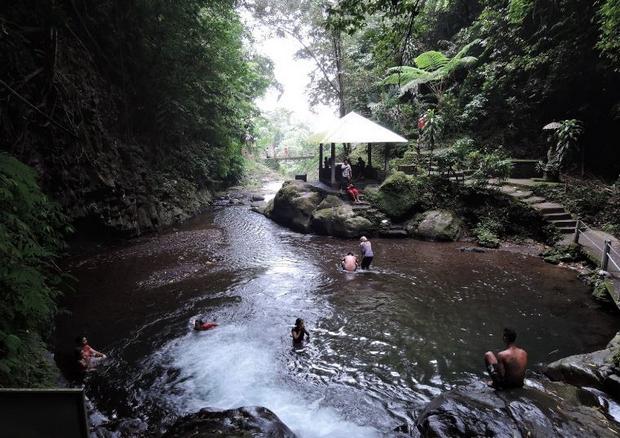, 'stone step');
549,219,577,228
509,190,534,199
556,226,576,234
531,202,565,214
523,196,546,204
543,212,573,221
499,186,517,194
